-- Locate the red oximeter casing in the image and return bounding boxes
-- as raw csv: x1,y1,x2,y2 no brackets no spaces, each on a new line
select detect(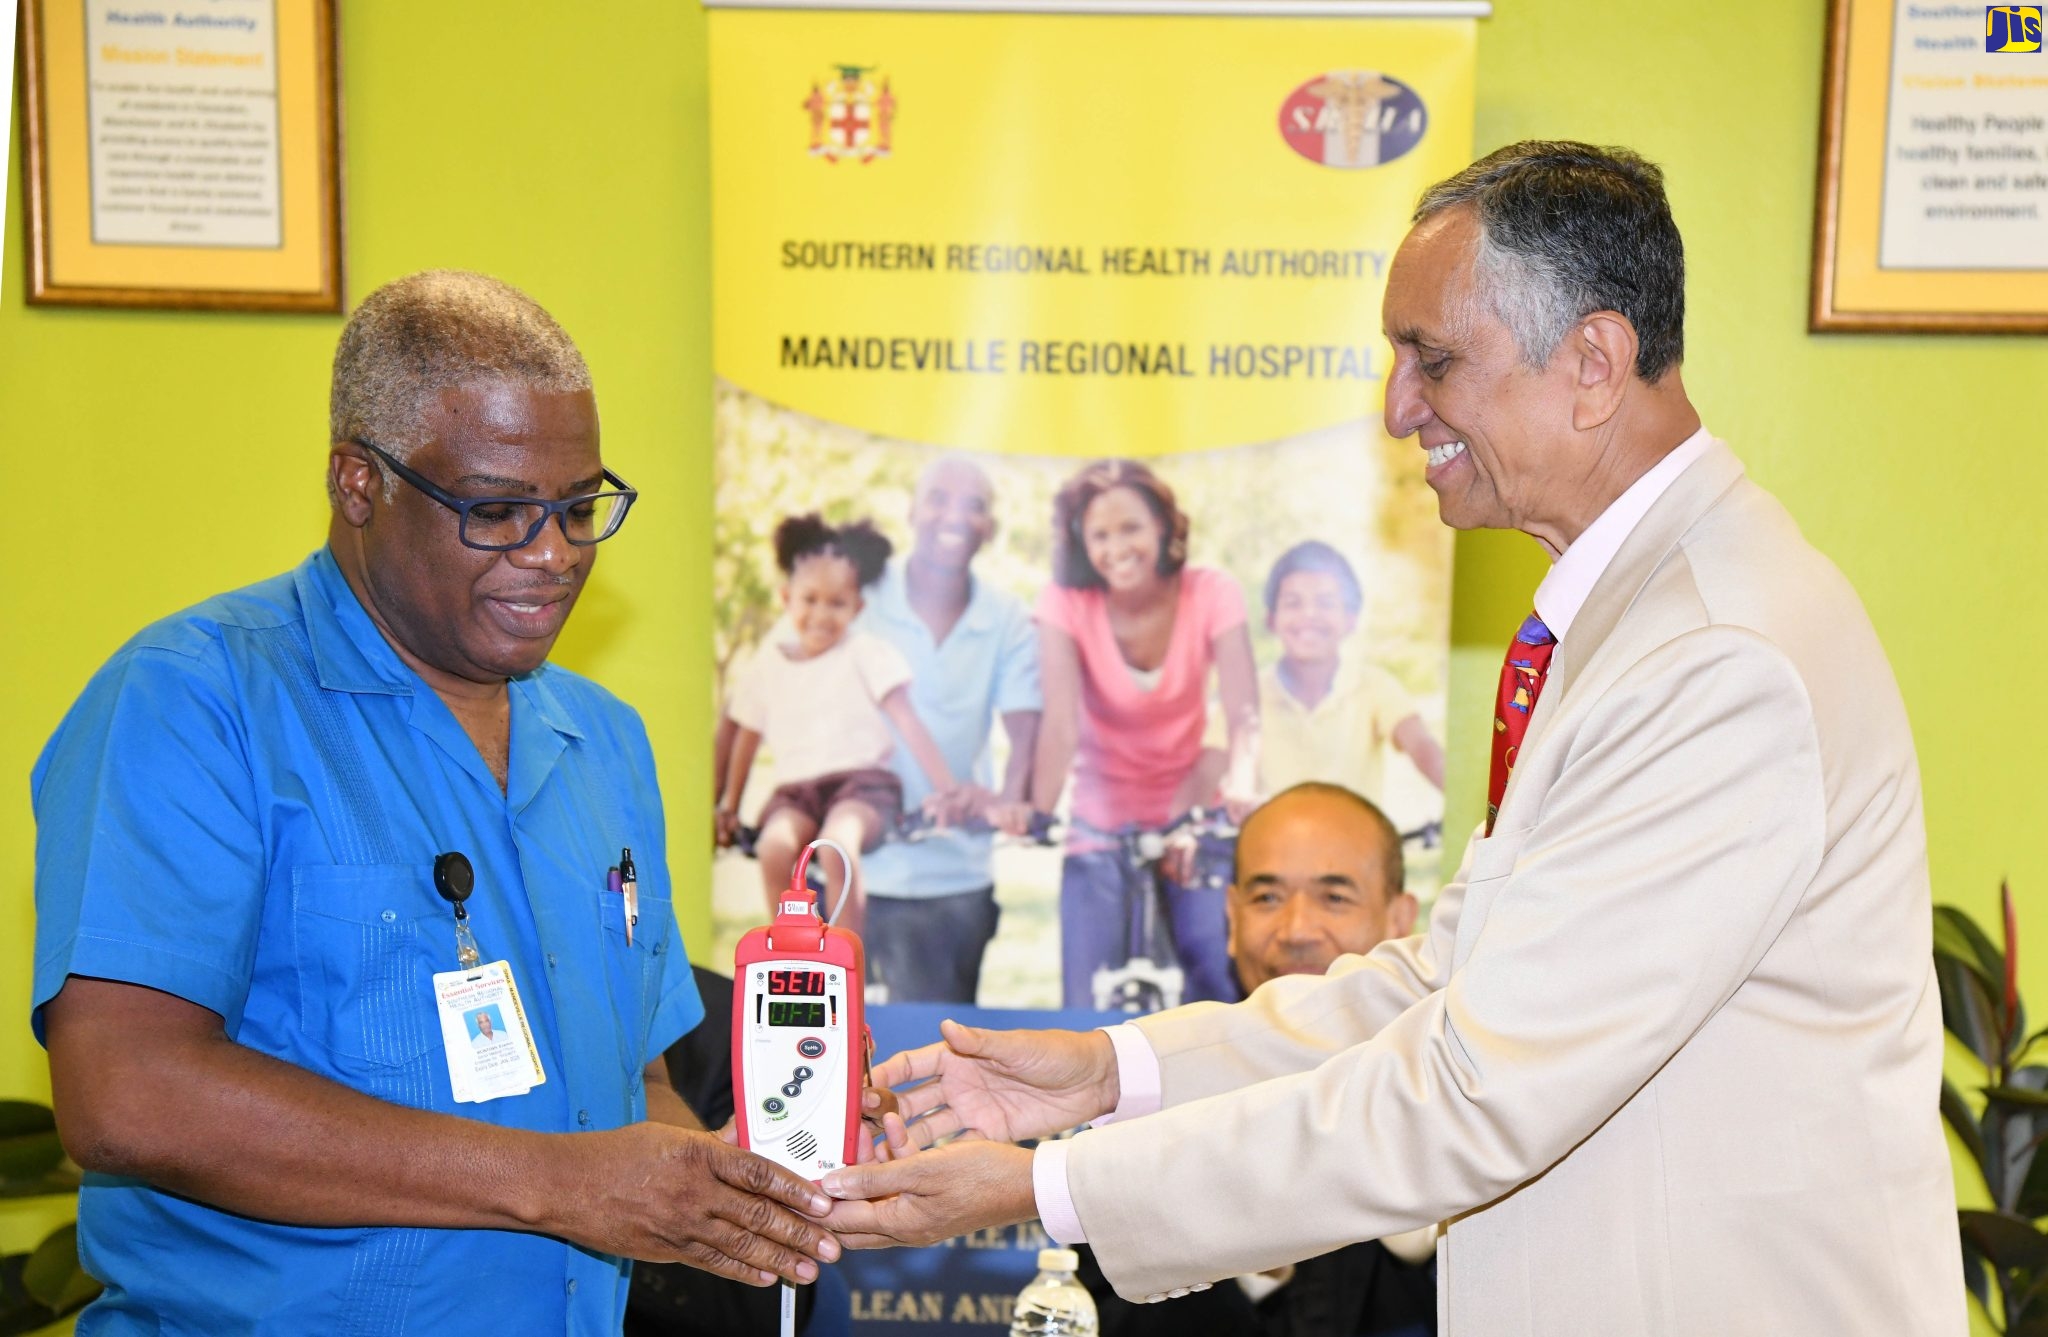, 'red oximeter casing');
731,845,869,1178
